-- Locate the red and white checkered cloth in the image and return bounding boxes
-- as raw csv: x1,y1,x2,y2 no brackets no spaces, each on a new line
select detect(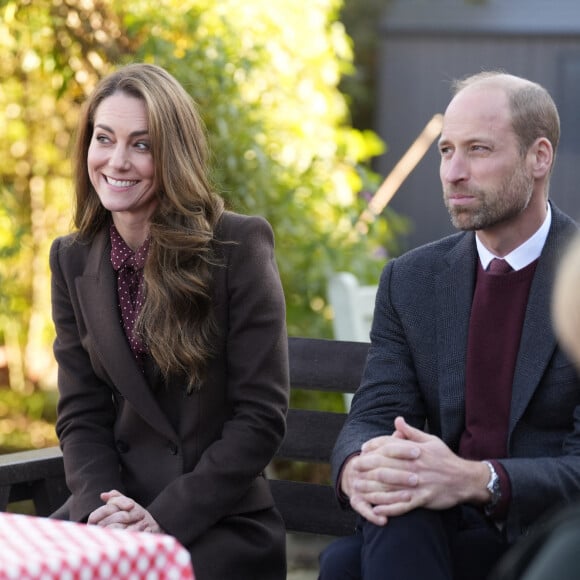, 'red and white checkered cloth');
0,512,195,579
